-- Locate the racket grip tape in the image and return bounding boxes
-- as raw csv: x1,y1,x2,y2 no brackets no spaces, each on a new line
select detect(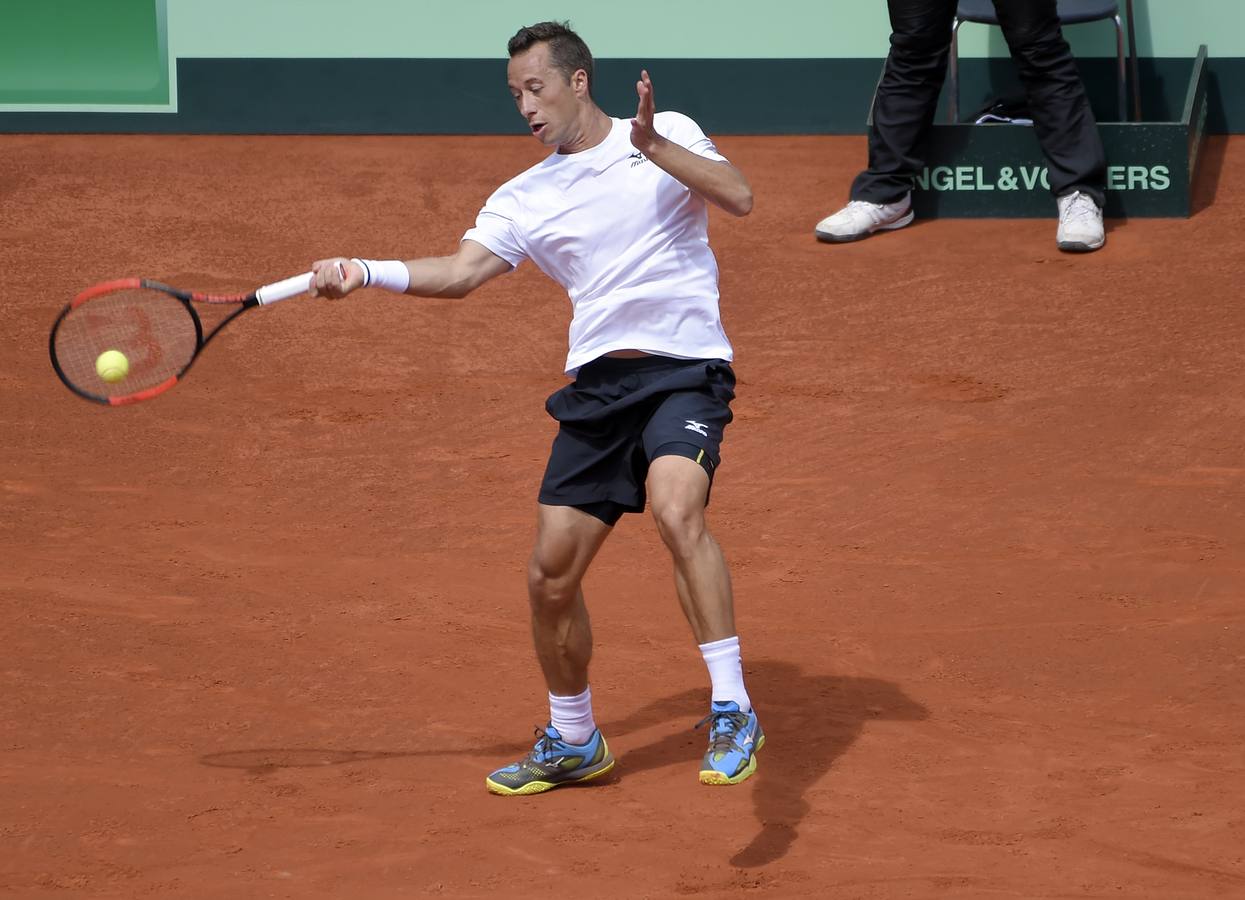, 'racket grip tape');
255,261,348,305
255,271,316,305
